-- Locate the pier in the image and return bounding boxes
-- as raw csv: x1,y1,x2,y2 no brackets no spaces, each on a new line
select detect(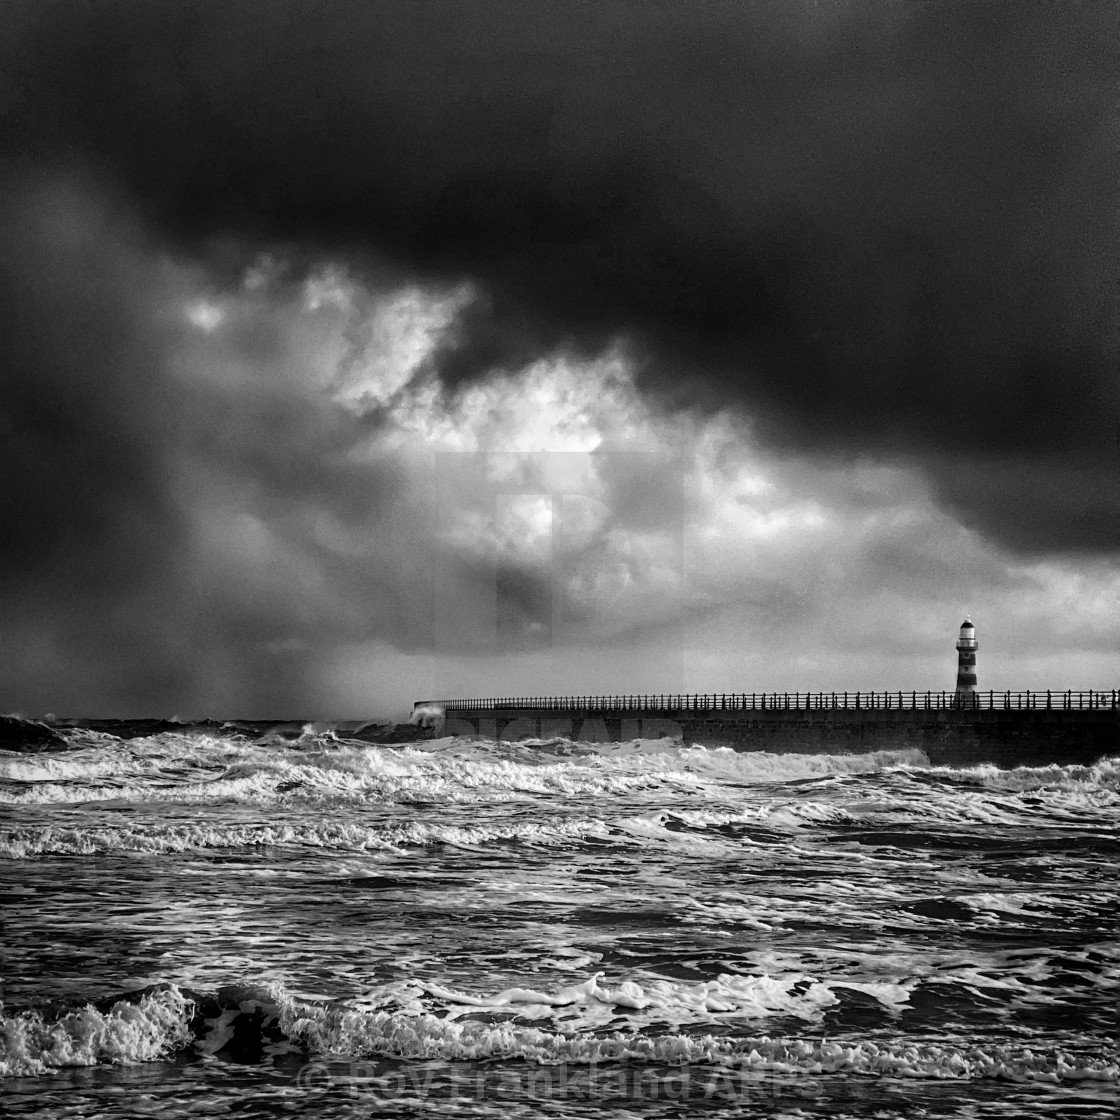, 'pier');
413,690,1120,767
